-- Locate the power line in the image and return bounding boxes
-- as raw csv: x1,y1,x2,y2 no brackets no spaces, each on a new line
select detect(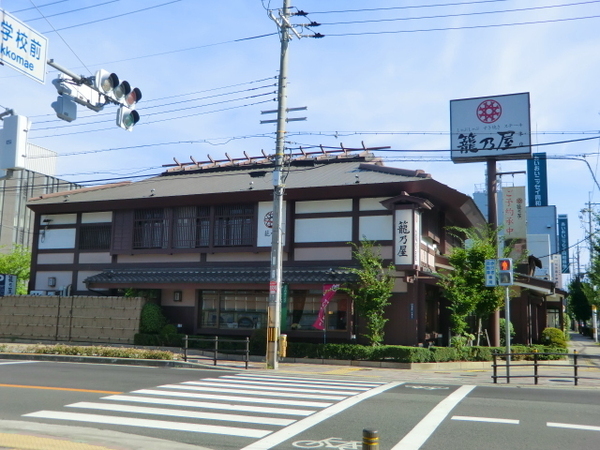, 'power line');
310,0,510,15
319,1,600,26
39,0,183,33
323,14,600,37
